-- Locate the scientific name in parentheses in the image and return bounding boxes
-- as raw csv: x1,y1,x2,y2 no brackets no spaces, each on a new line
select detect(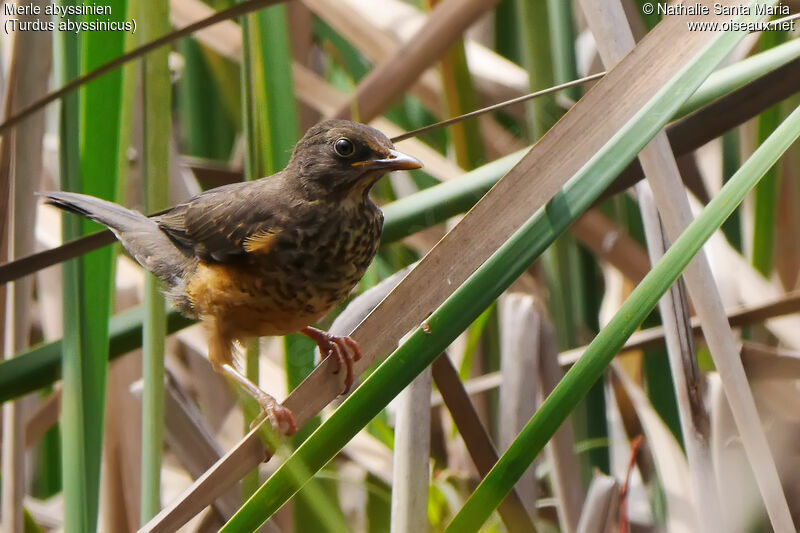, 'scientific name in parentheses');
656,2,789,16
